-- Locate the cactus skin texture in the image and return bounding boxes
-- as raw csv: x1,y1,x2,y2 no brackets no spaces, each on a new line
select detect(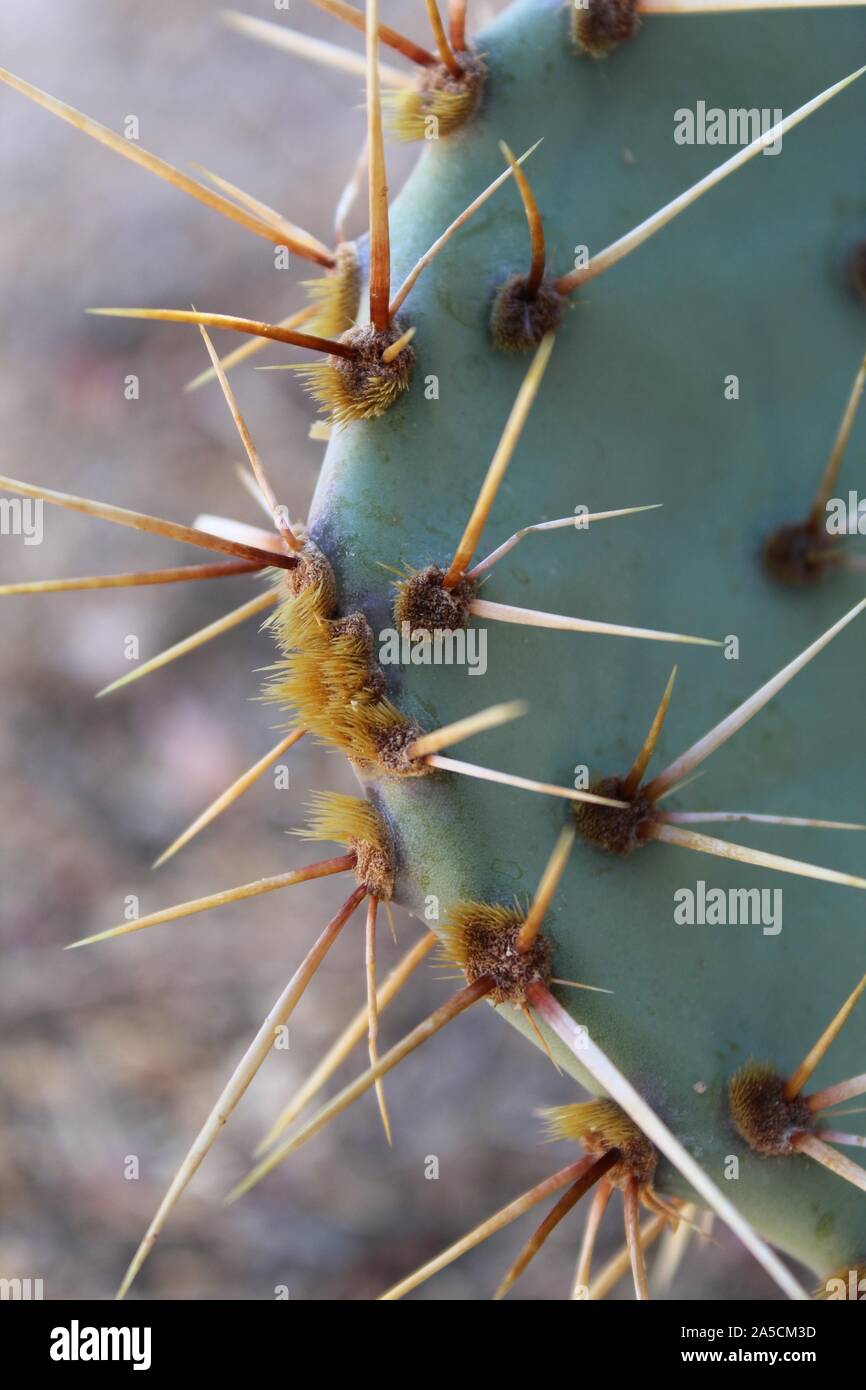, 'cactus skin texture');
310,0,866,1280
